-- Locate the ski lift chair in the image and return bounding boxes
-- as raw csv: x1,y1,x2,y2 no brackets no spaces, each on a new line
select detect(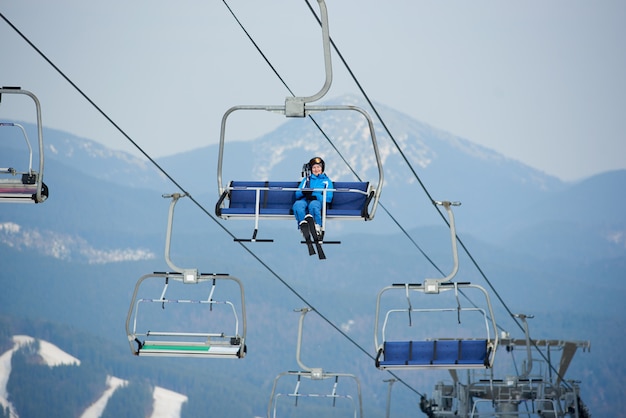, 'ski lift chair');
214,0,383,243
267,308,363,418
374,201,498,370
0,87,48,203
374,281,497,370
125,193,247,358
